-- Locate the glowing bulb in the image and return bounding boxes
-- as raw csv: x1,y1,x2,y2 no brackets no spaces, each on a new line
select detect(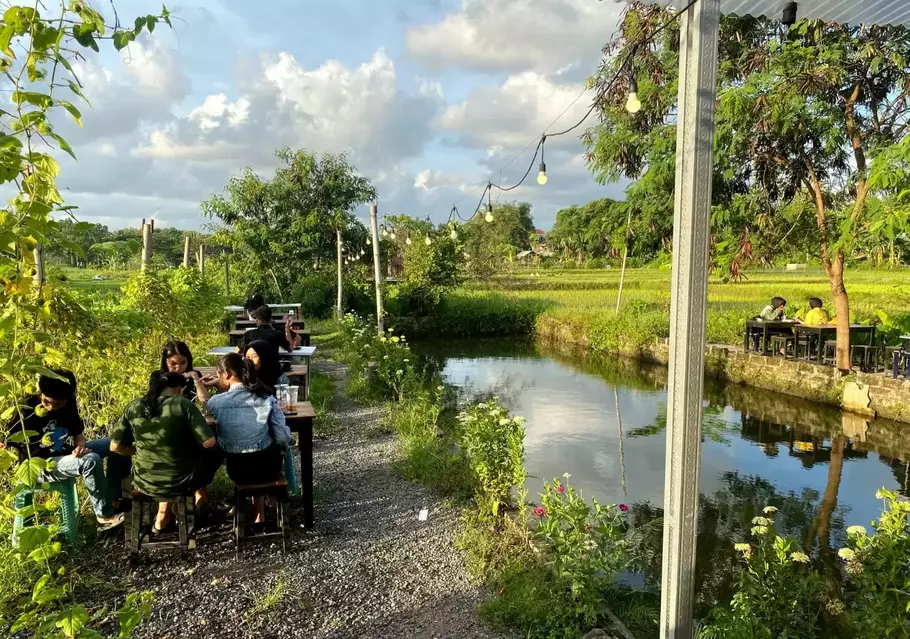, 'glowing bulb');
382,228,388,237
450,228,458,240
485,203,494,223
367,236,371,245
341,246,345,253
360,250,365,256
625,78,641,114
406,236,412,245
425,235,432,246
537,162,547,185
390,231,396,240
